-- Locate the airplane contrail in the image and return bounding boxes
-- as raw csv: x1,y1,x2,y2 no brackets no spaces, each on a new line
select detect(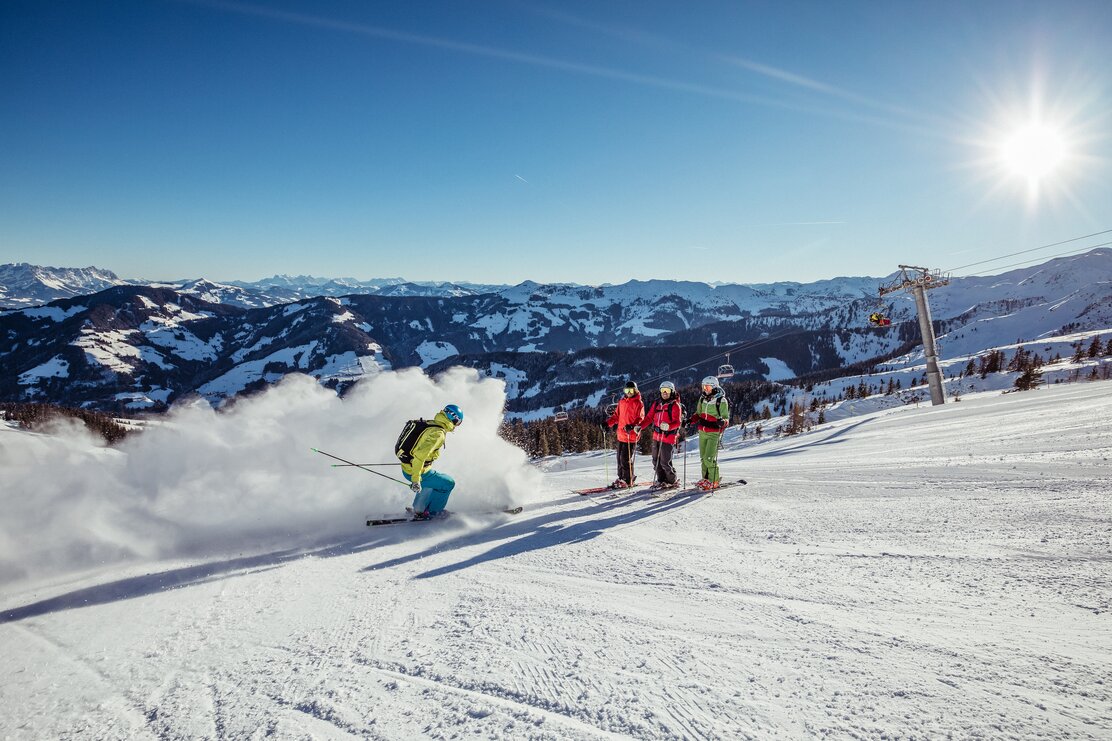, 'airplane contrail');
515,175,529,184
178,0,942,135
